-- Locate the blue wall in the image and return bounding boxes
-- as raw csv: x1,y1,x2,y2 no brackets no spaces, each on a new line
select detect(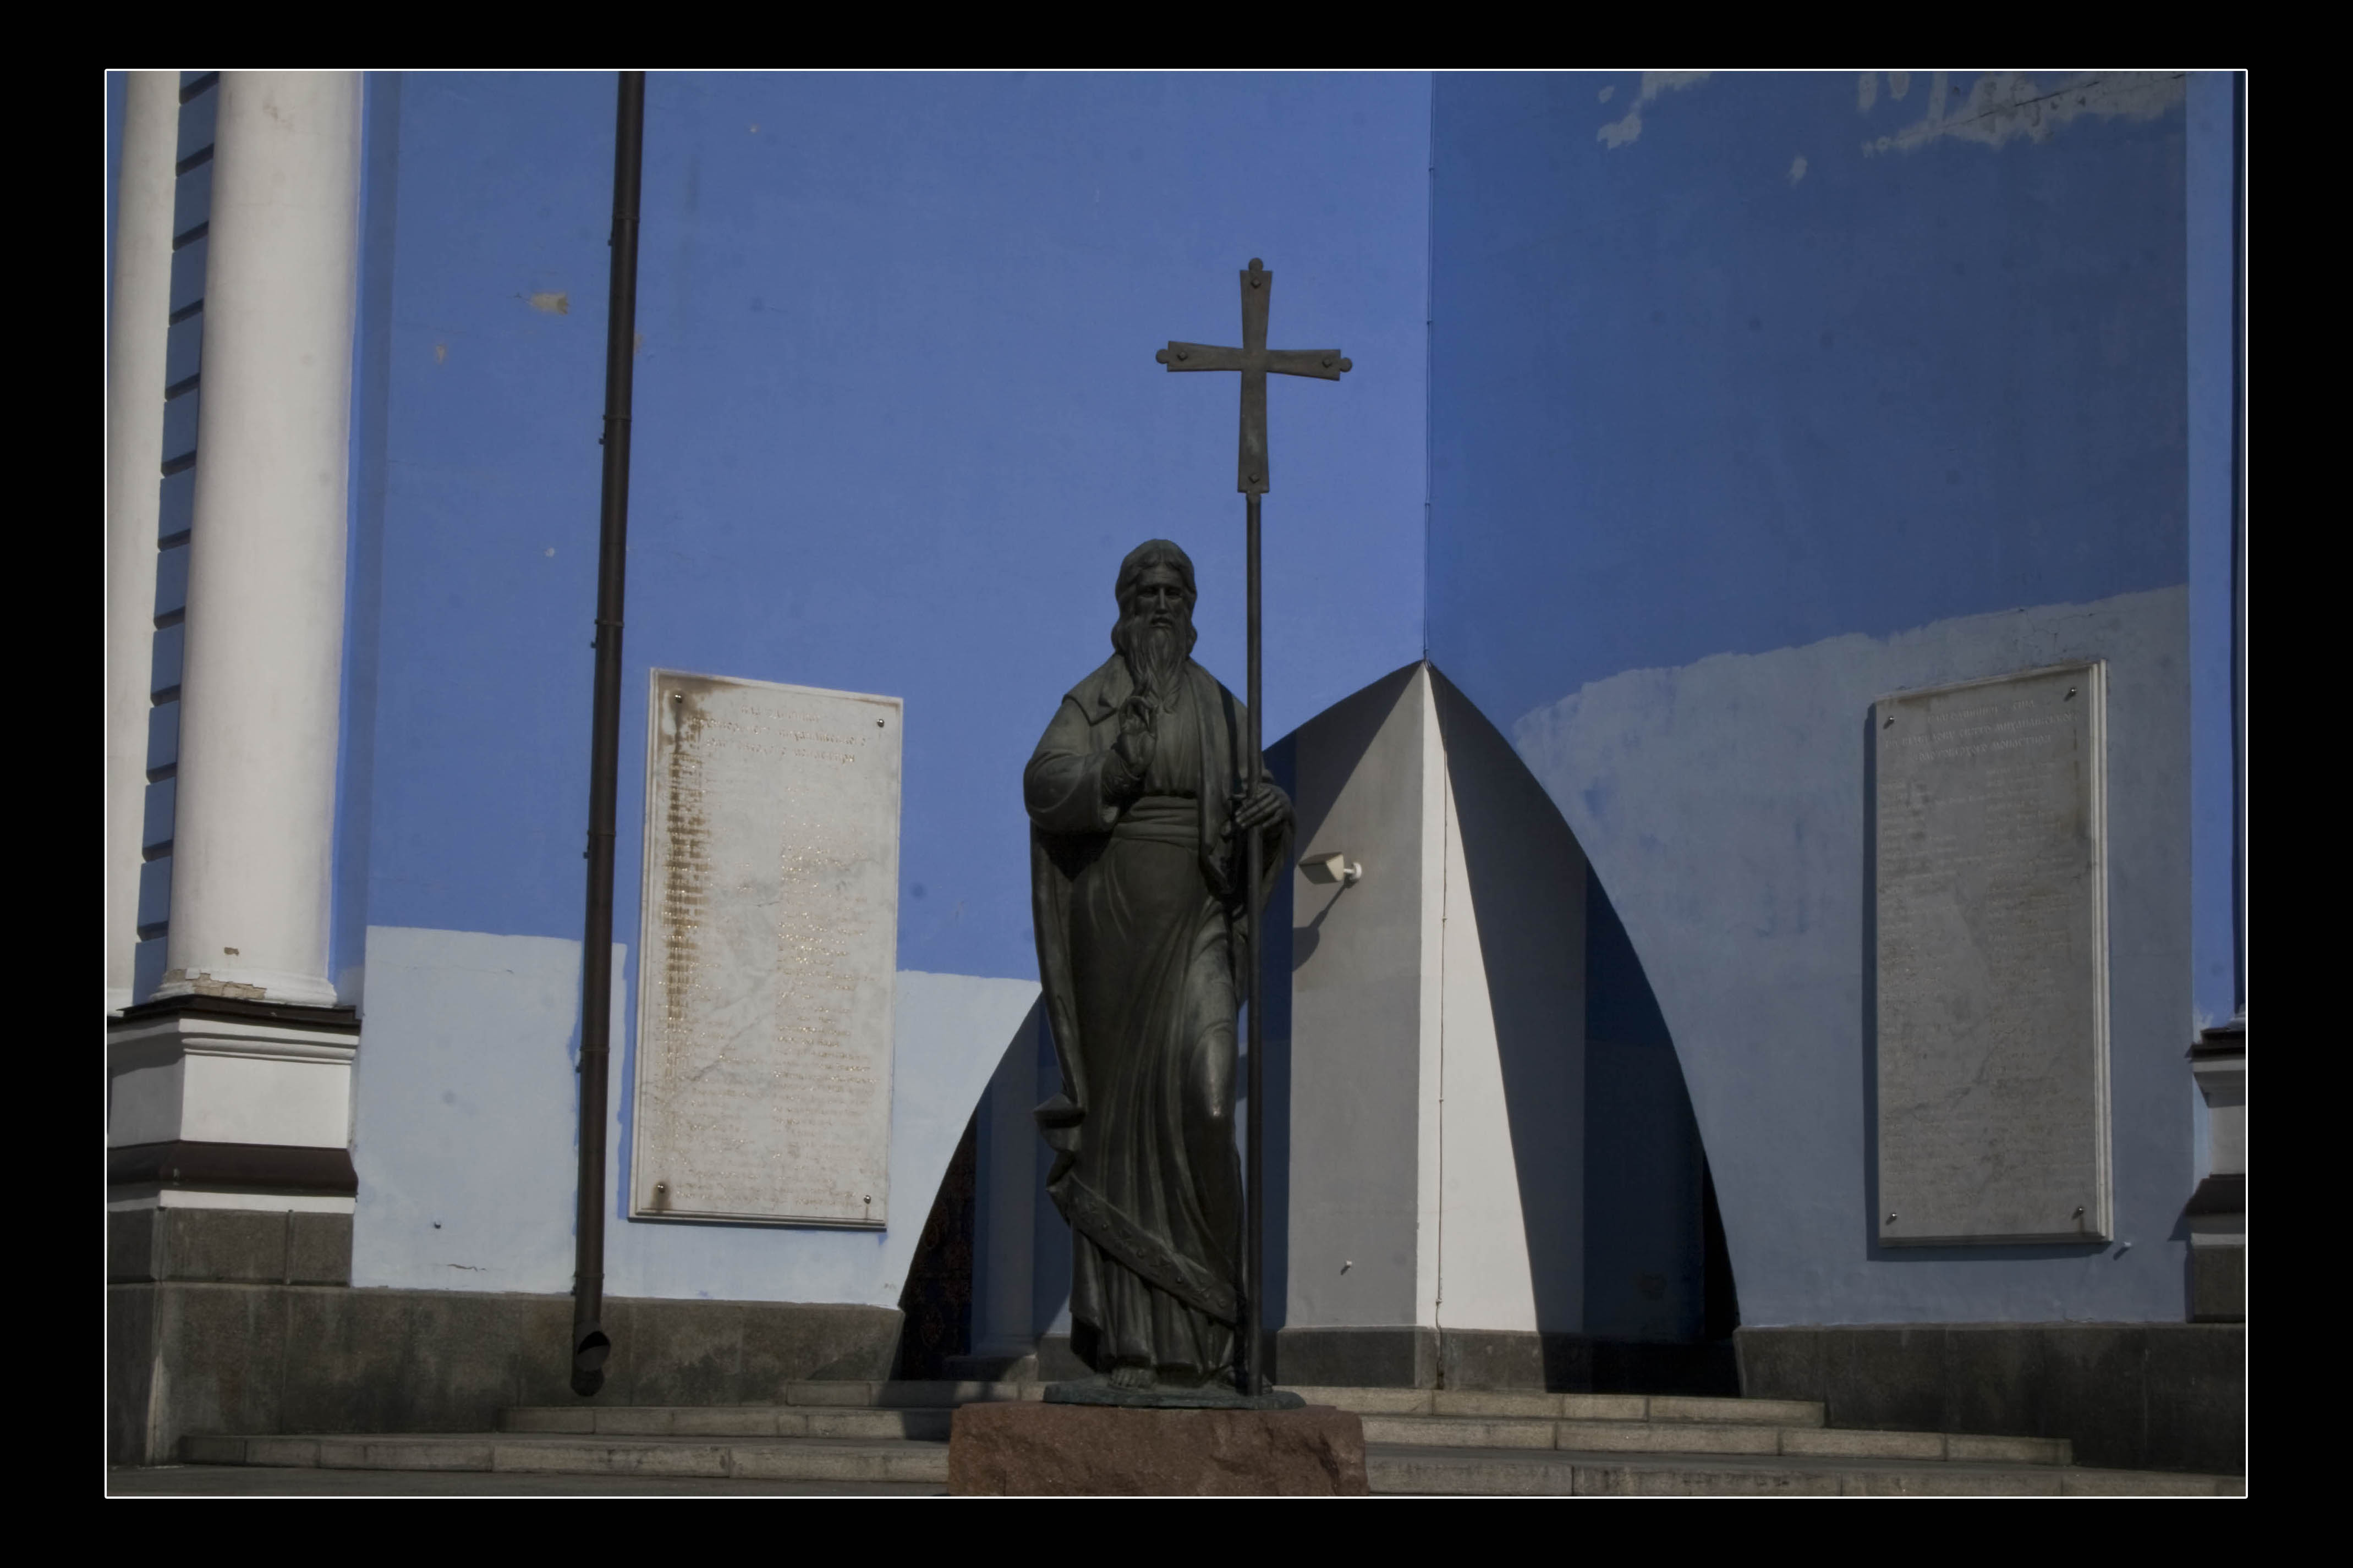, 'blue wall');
1428,71,2190,721
339,71,1430,991
1427,73,2217,1326
320,70,2237,1324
